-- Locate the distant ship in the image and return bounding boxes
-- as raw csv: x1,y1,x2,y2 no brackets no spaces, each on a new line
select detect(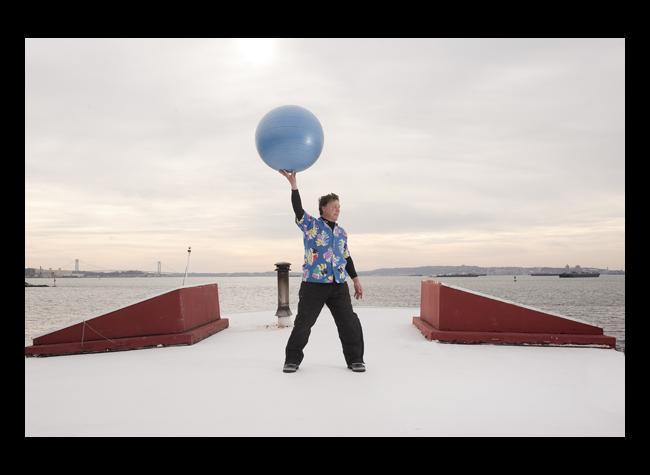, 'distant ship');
25,281,49,287
436,273,482,277
559,272,600,278
530,273,560,276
